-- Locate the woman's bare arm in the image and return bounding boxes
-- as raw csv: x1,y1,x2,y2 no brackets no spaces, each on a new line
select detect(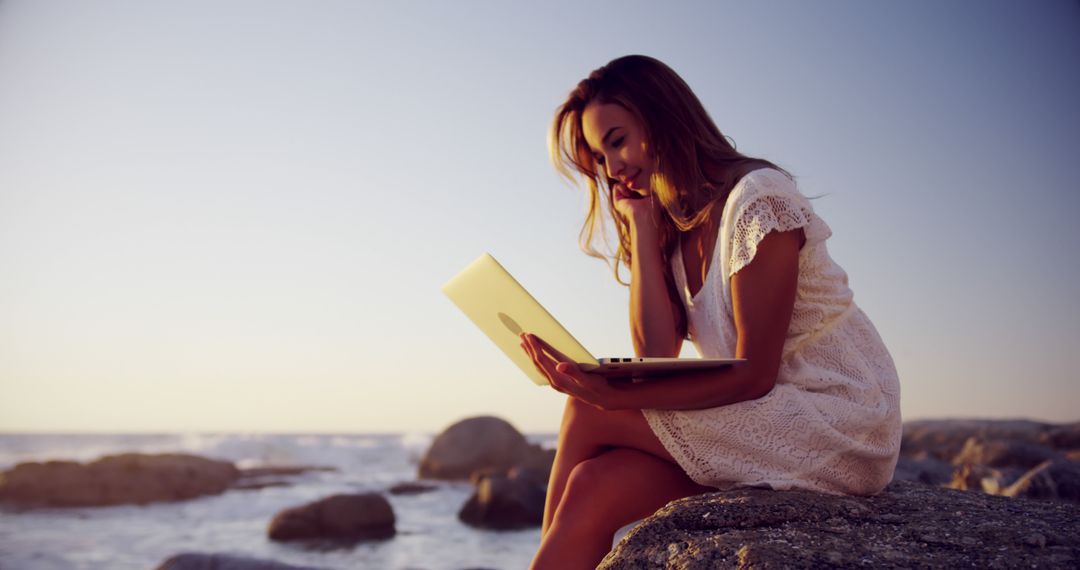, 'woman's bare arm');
628,219,683,358
612,227,801,410
522,227,802,411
